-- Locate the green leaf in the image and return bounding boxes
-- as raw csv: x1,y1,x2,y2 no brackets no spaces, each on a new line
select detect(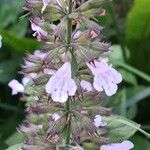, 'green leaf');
71,52,78,77
6,143,23,150
110,45,130,63
5,132,24,146
110,45,124,63
119,69,137,85
103,115,150,142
